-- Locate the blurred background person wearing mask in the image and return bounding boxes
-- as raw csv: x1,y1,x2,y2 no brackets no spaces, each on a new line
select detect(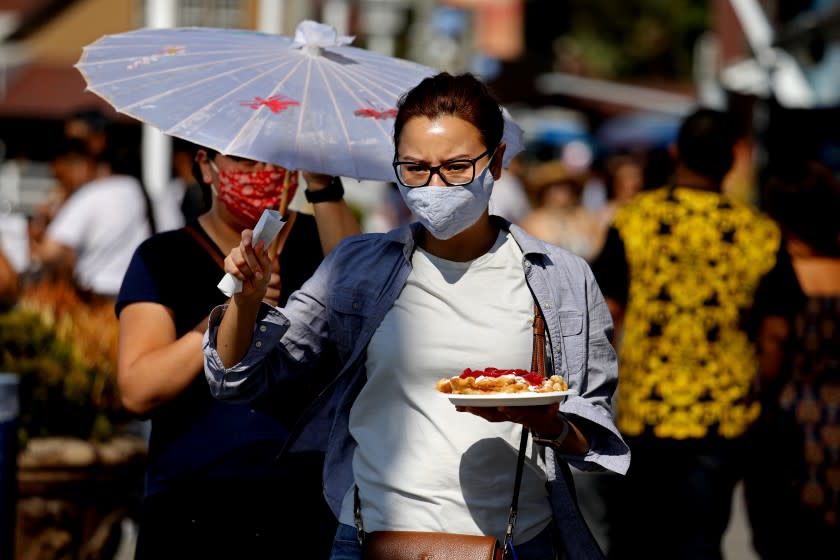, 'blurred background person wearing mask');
116,146,360,560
